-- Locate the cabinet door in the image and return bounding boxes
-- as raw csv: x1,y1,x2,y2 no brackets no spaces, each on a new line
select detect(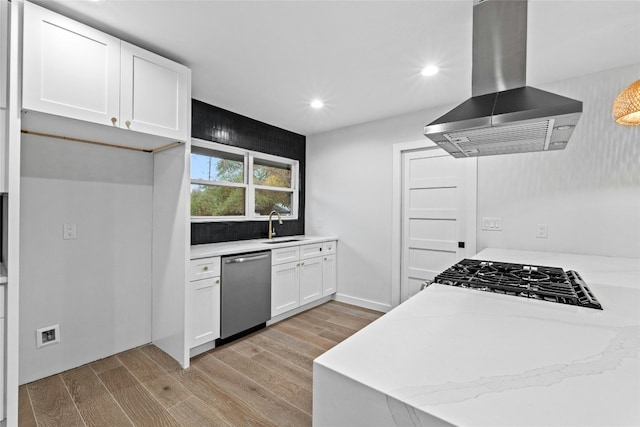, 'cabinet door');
120,41,190,141
22,1,120,126
299,257,323,305
188,277,220,348
322,254,337,296
272,261,299,316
